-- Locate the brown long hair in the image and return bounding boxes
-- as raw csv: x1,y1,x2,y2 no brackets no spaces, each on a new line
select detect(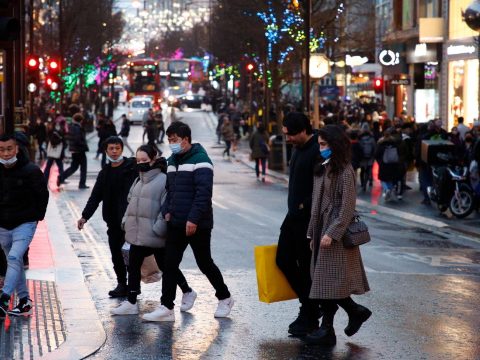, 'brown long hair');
315,125,351,177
